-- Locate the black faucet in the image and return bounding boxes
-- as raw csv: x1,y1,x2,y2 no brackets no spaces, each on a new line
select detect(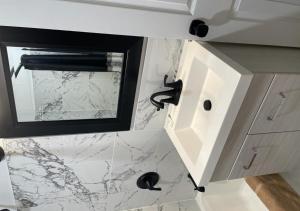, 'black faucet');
150,75,183,111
